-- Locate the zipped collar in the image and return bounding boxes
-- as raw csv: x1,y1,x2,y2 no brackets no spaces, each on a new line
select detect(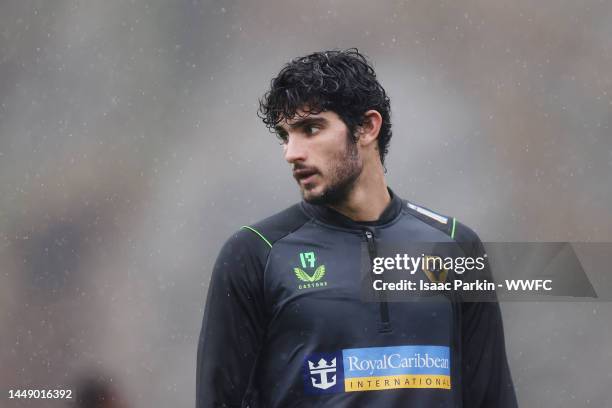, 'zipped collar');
300,188,403,230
